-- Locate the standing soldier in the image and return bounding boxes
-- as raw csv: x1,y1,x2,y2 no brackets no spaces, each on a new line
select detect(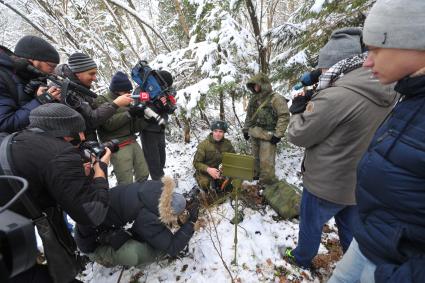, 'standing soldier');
95,71,149,185
193,120,235,192
242,73,289,185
